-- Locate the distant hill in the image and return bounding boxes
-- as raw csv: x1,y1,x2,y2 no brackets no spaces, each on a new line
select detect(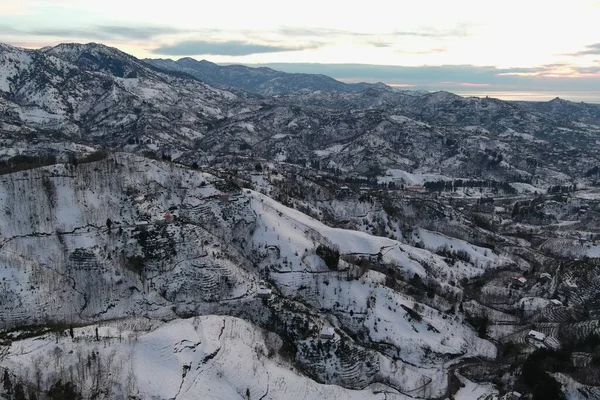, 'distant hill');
1,41,600,183
145,57,376,95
